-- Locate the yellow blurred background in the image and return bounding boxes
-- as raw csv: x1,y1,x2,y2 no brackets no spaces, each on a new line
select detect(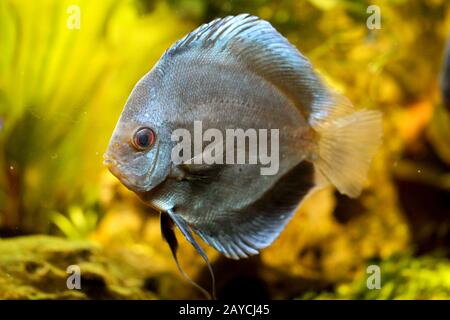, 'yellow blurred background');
0,0,449,299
